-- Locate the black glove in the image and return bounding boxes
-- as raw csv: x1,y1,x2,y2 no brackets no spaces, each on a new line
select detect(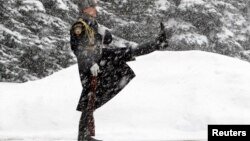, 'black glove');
103,30,113,45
